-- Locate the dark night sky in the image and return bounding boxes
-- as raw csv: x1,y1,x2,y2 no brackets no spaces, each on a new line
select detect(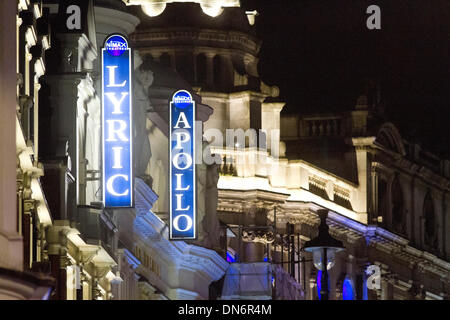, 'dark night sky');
241,0,450,158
